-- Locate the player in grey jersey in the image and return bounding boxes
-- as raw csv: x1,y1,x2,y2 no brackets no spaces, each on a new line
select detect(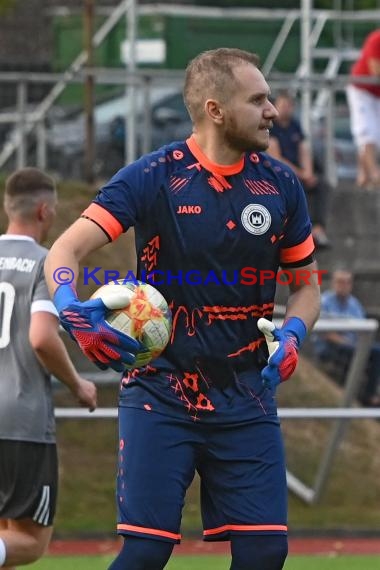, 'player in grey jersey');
0,168,97,569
